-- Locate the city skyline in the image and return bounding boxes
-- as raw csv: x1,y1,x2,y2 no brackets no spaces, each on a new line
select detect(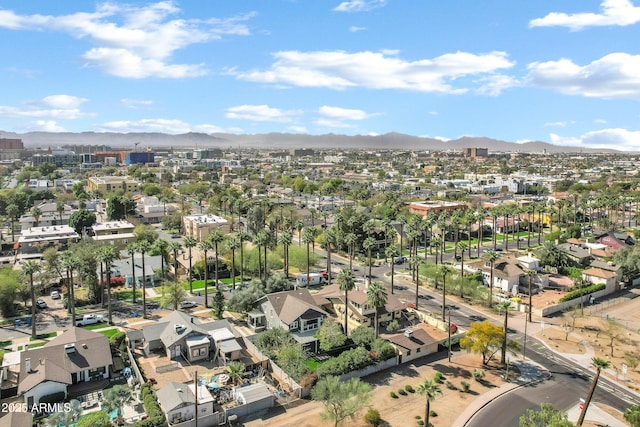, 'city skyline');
1,1,639,151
